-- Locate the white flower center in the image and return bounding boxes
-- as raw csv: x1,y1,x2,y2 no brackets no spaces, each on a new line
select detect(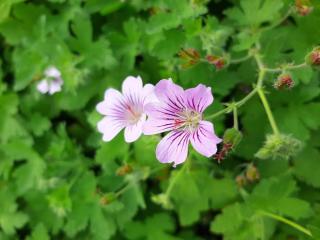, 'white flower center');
175,108,202,132
125,104,143,124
